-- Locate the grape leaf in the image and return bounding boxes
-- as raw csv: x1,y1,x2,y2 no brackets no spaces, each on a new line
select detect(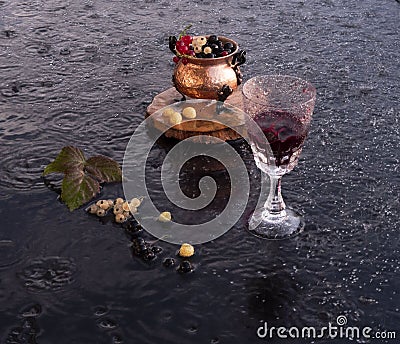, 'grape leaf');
61,169,100,211
43,146,122,211
85,156,122,183
43,146,85,175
